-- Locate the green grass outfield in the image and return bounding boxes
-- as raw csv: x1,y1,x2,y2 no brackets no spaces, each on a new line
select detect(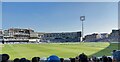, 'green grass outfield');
0,42,119,60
